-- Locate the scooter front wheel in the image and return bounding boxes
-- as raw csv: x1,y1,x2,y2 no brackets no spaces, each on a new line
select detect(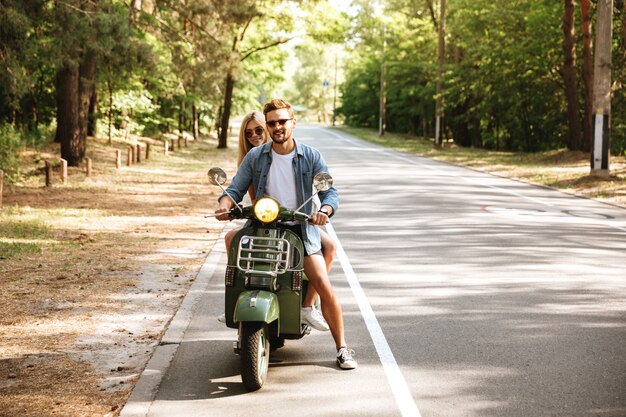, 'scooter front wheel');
240,322,270,391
